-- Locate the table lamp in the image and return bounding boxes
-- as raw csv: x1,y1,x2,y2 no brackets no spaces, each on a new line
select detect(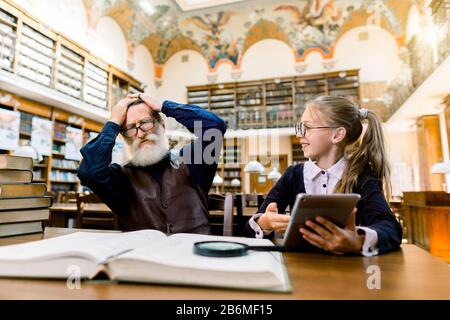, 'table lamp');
230,178,241,193
268,167,282,186
13,144,43,163
431,161,450,192
212,173,223,193
244,159,264,194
